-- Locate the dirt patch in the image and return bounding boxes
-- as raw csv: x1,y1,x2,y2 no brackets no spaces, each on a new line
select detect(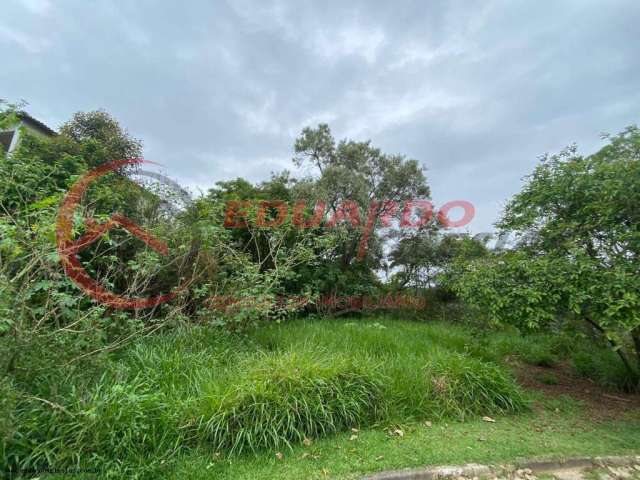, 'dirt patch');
511,360,640,419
